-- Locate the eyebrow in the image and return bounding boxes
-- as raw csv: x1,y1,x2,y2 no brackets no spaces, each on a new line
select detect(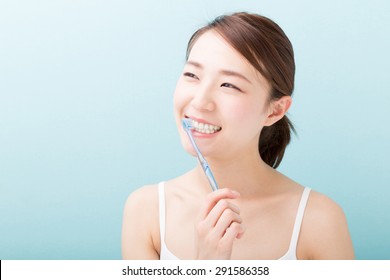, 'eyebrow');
186,60,253,84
